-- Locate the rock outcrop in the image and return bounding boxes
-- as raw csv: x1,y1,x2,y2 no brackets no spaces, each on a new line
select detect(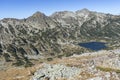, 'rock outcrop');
31,64,81,80
30,49,120,80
